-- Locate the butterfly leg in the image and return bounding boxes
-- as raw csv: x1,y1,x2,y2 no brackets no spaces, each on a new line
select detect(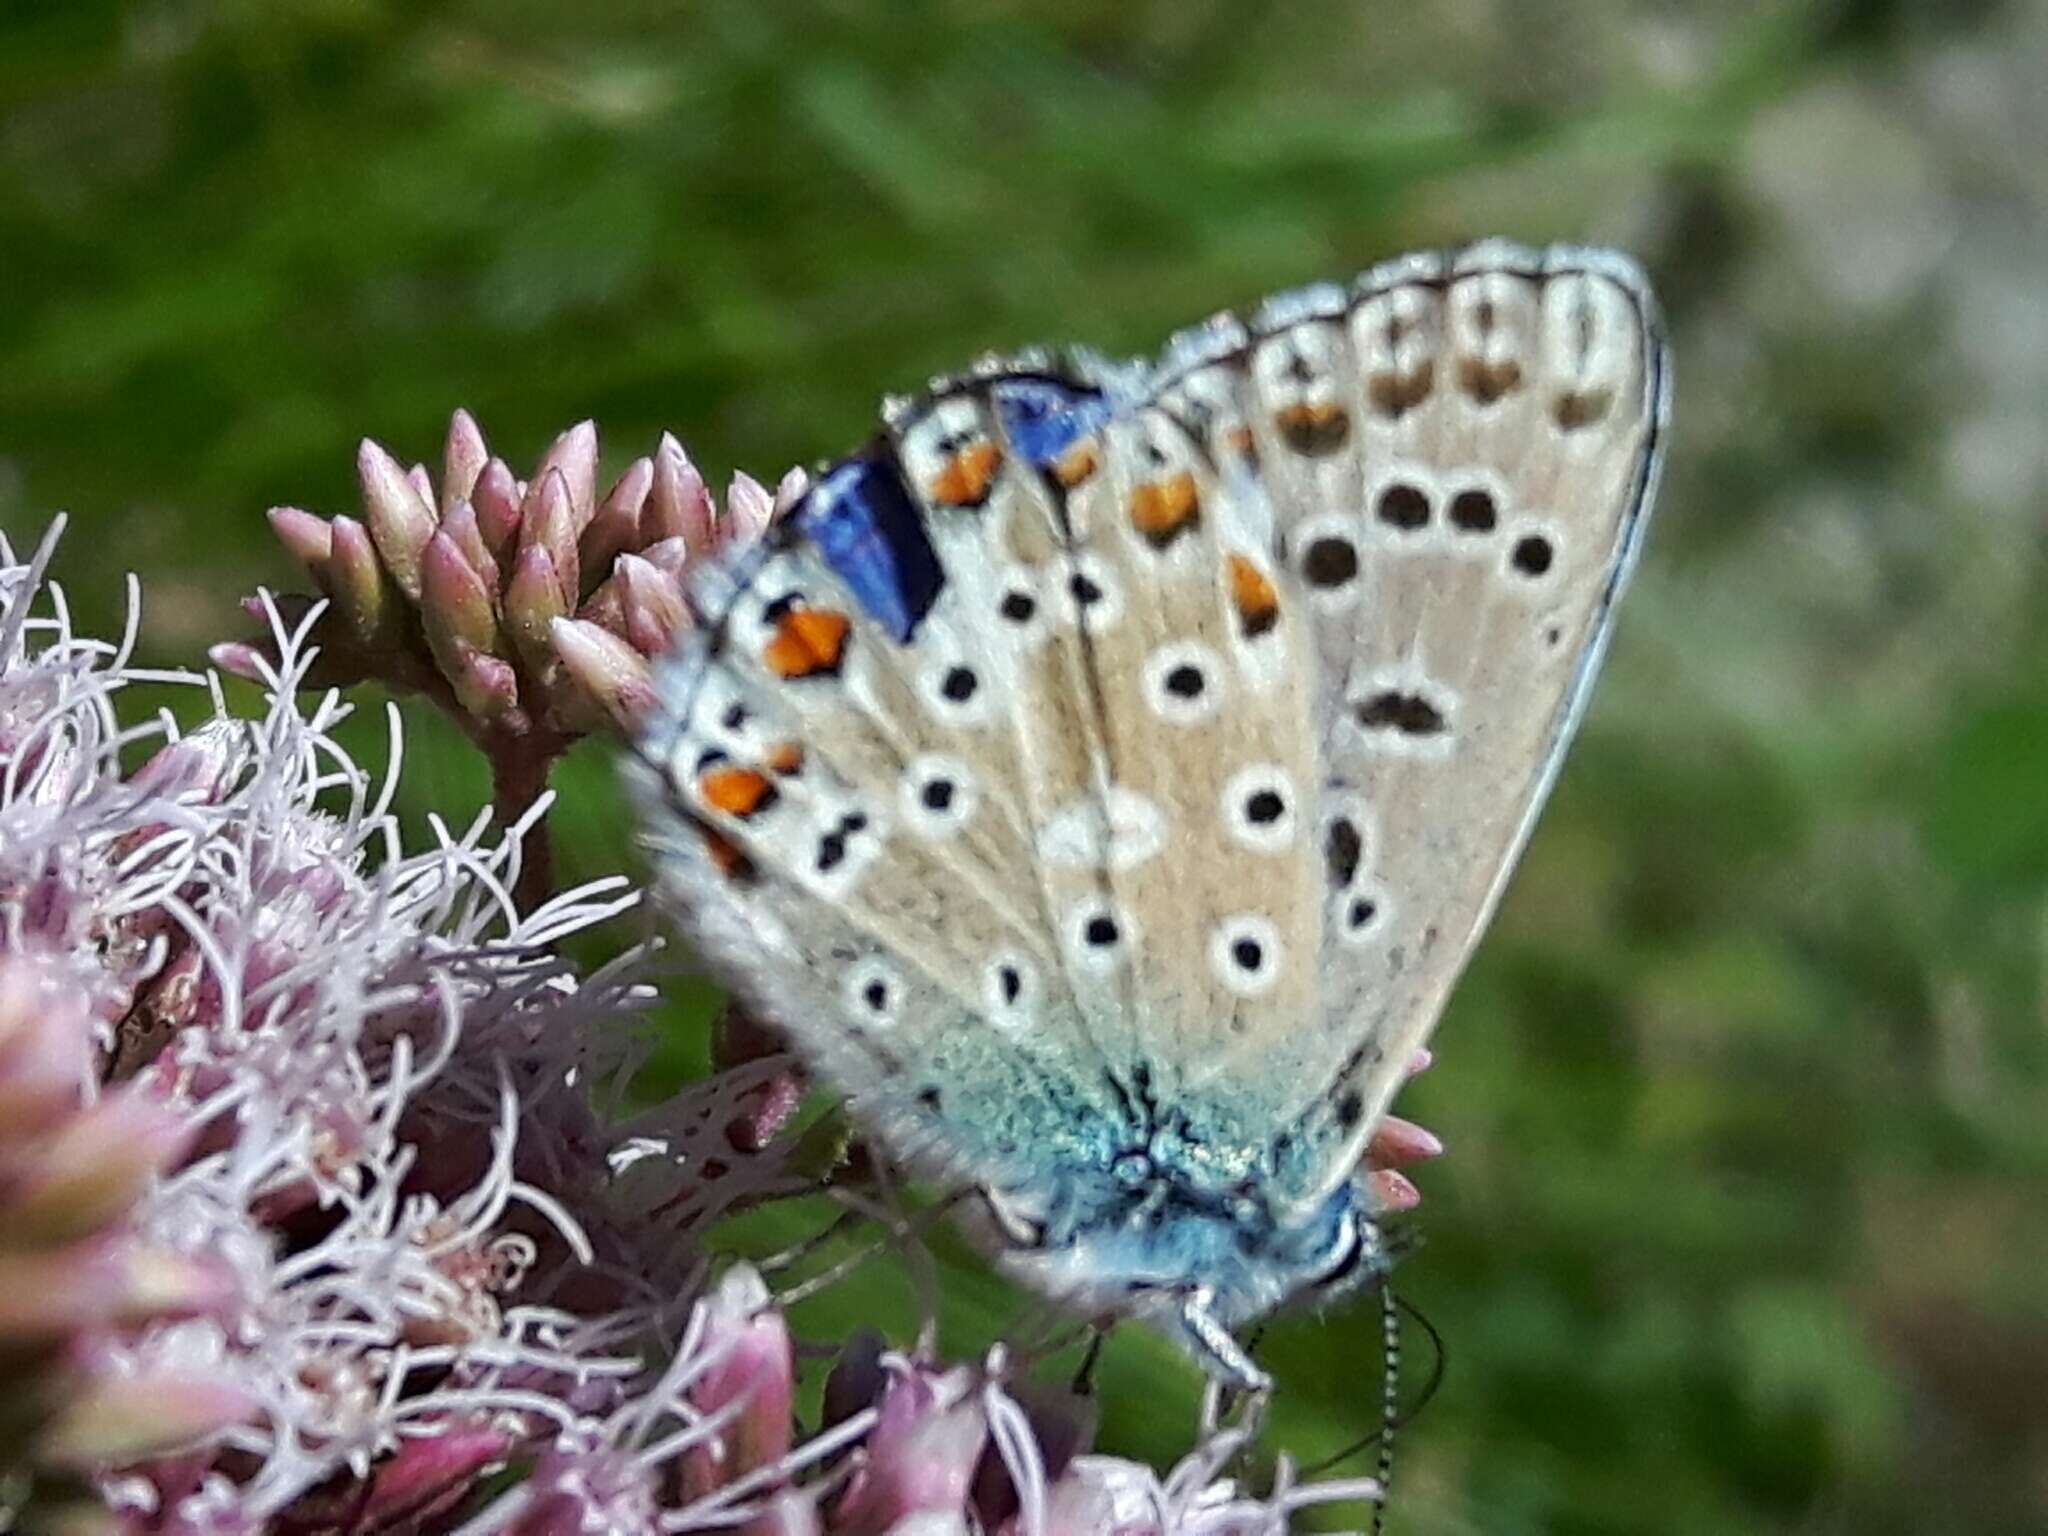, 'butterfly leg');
1069,1325,1109,1396
1178,1285,1272,1393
